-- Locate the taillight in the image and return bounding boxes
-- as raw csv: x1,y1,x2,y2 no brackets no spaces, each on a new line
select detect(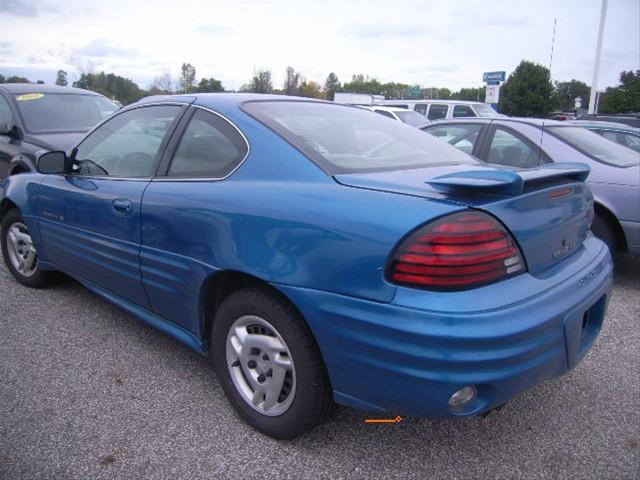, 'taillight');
386,211,526,291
